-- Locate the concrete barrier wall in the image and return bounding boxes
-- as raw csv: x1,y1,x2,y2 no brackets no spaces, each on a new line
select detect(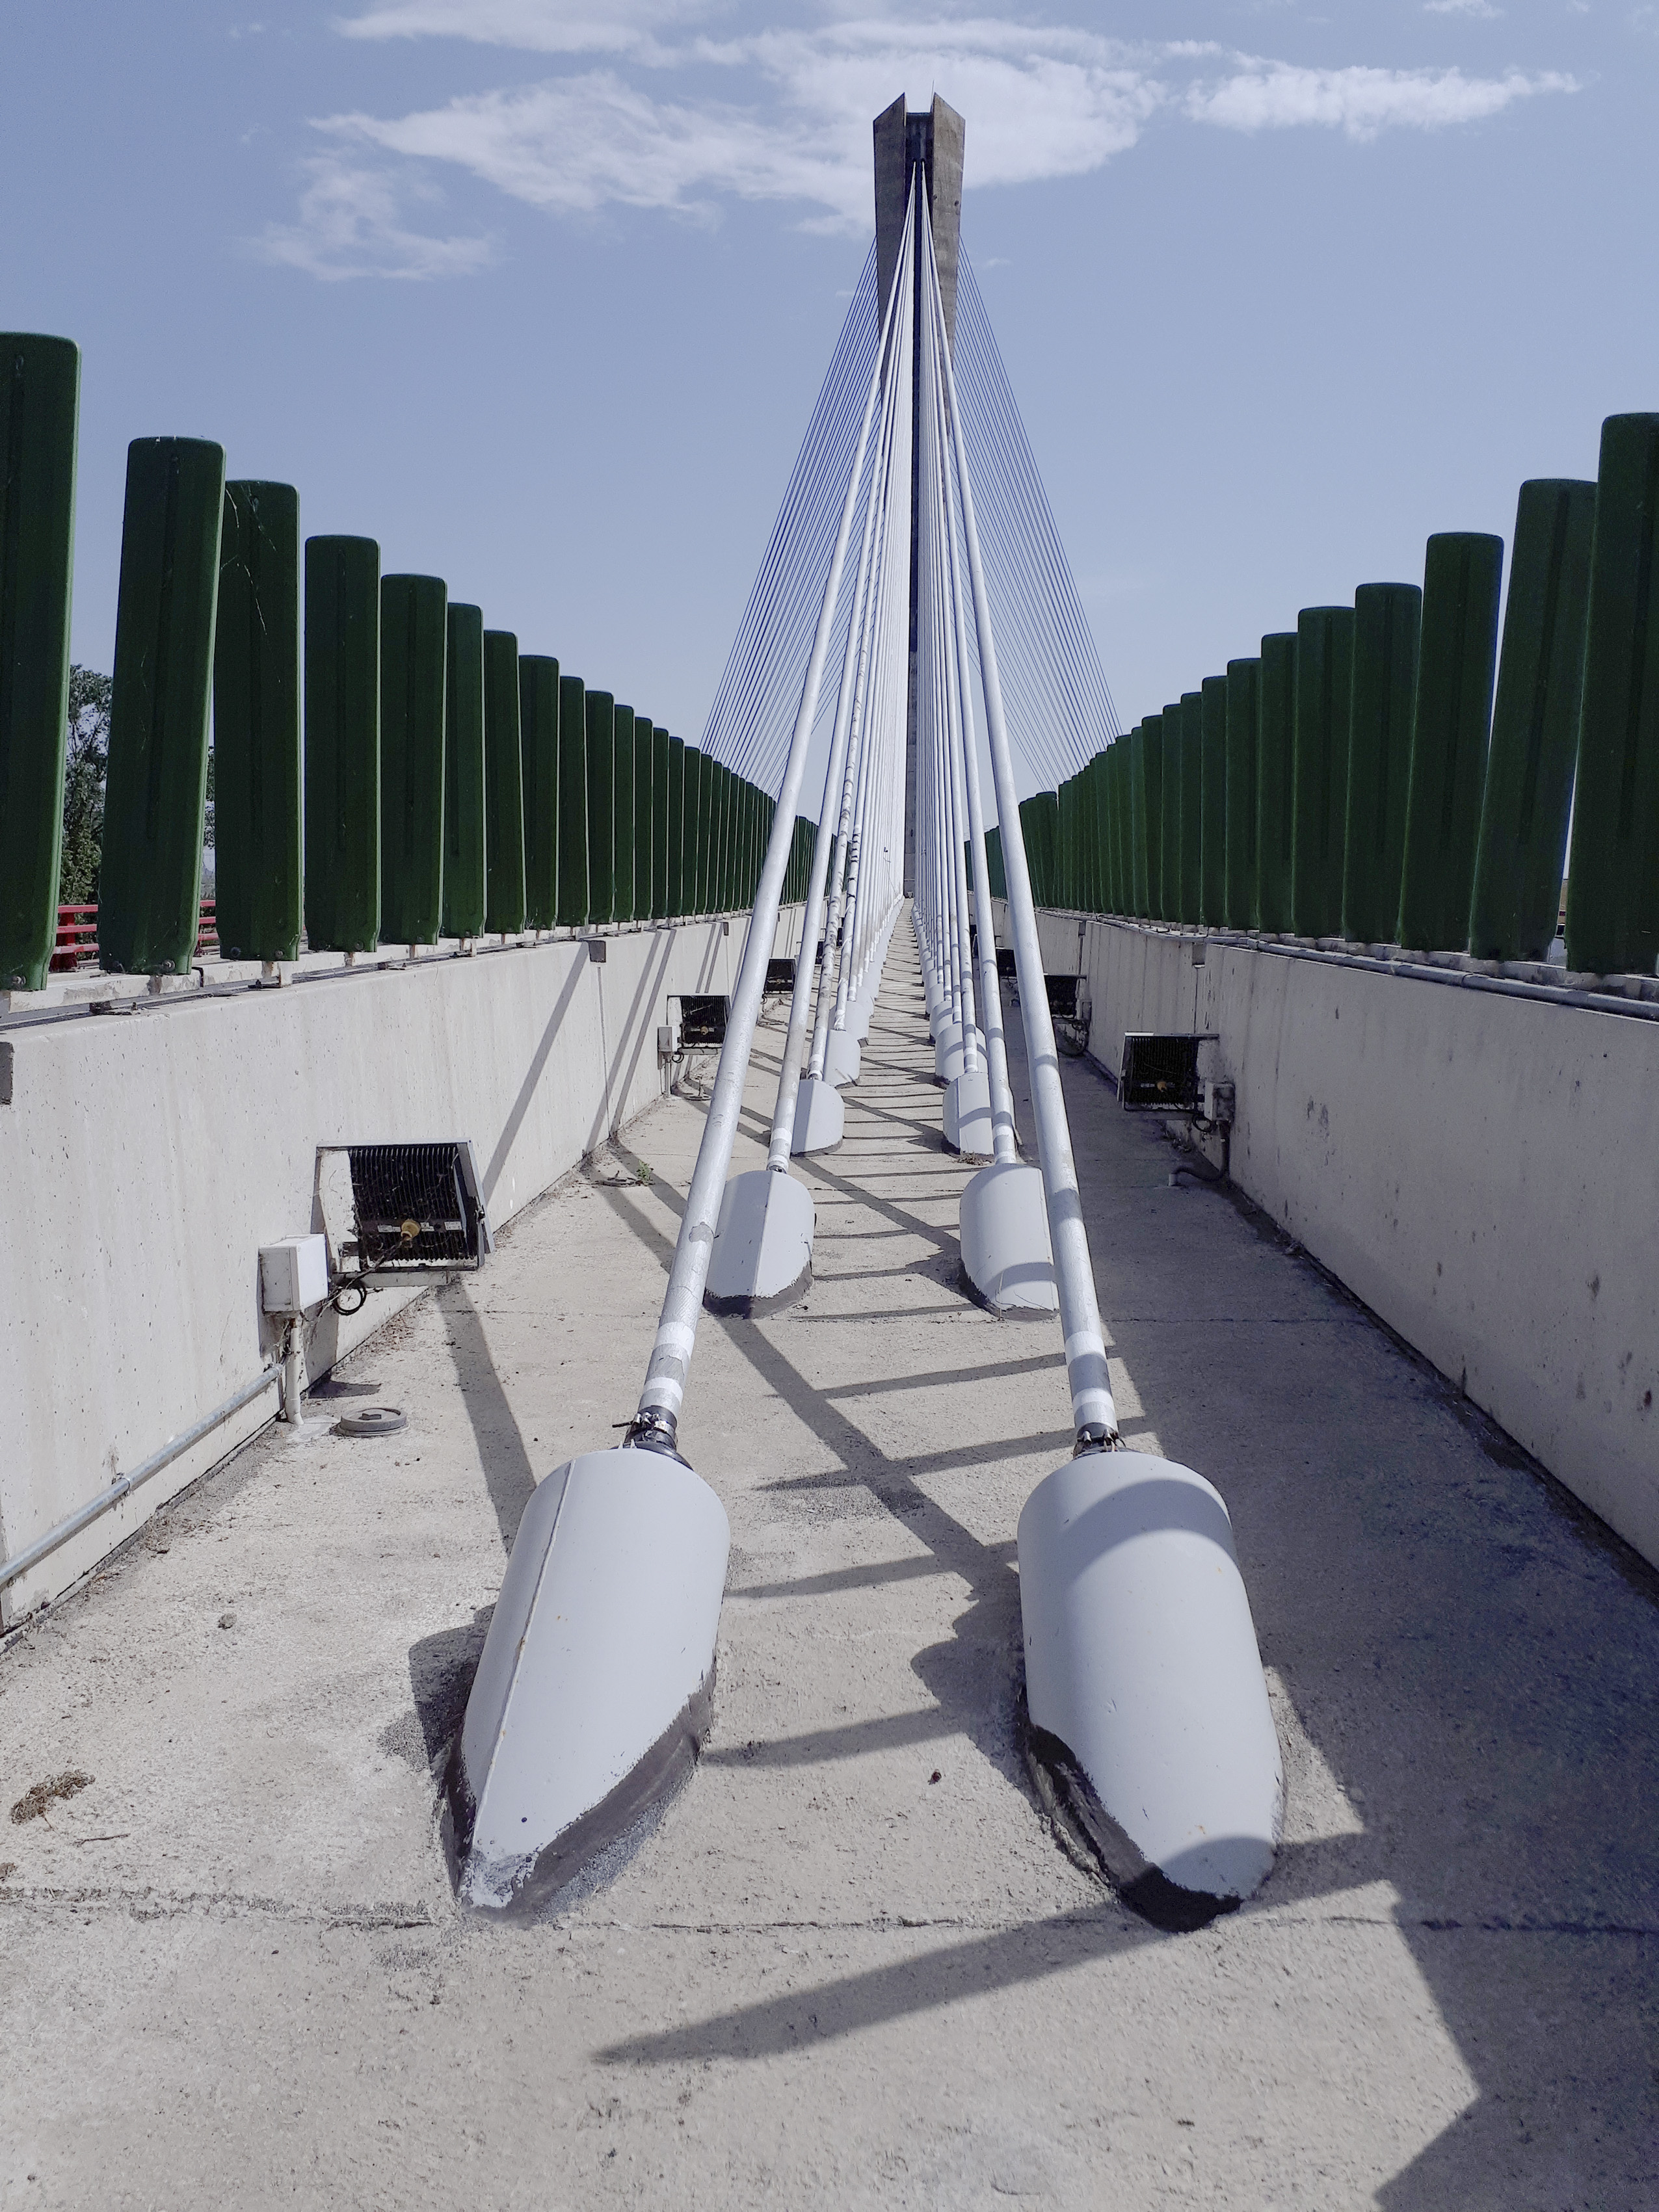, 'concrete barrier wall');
0,909,803,1621
1018,910,1659,1568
